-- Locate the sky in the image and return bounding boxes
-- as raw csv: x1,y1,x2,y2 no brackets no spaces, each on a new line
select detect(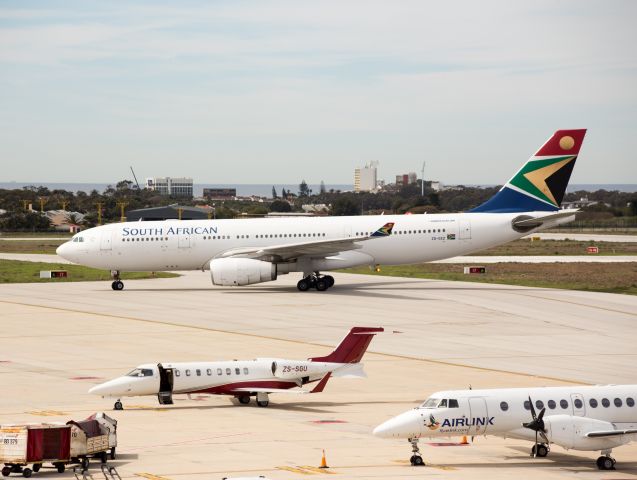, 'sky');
0,0,636,185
